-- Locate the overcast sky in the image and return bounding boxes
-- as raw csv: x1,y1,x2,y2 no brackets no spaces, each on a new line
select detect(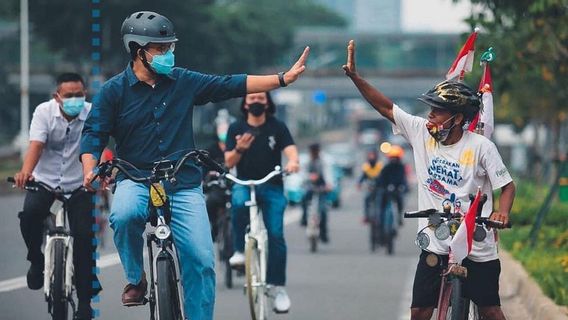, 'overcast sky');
402,0,474,33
